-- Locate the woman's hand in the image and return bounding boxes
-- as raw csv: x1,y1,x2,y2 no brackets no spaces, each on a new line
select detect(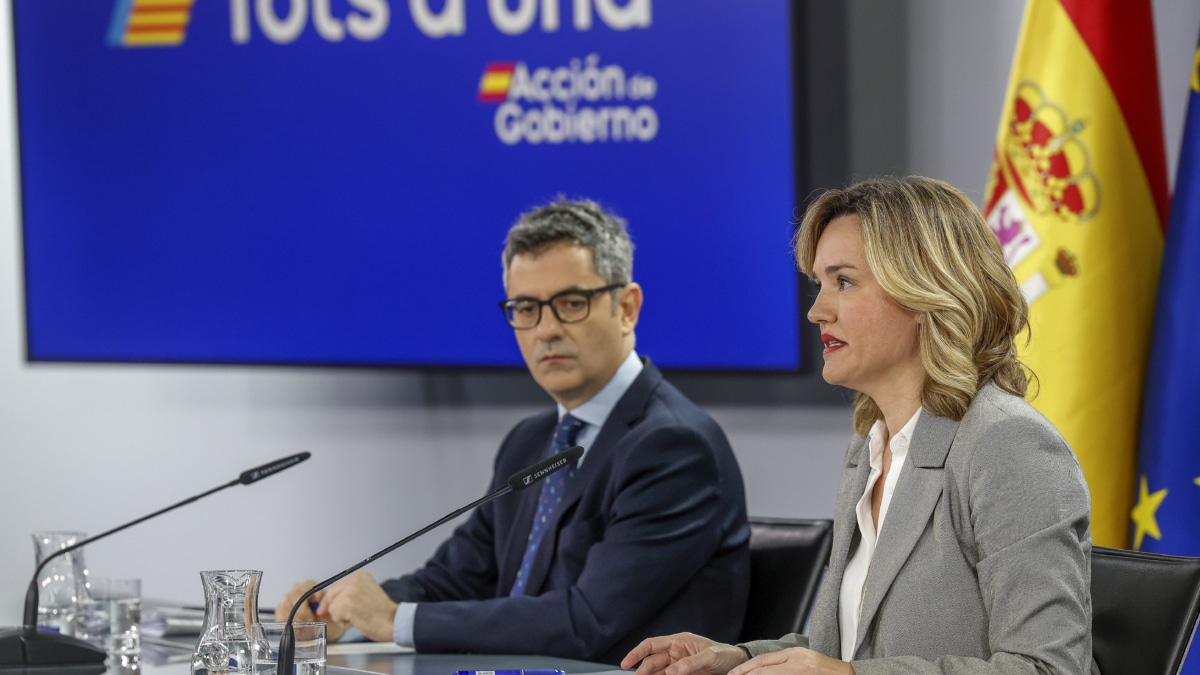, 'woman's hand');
621,633,749,675
728,647,854,675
